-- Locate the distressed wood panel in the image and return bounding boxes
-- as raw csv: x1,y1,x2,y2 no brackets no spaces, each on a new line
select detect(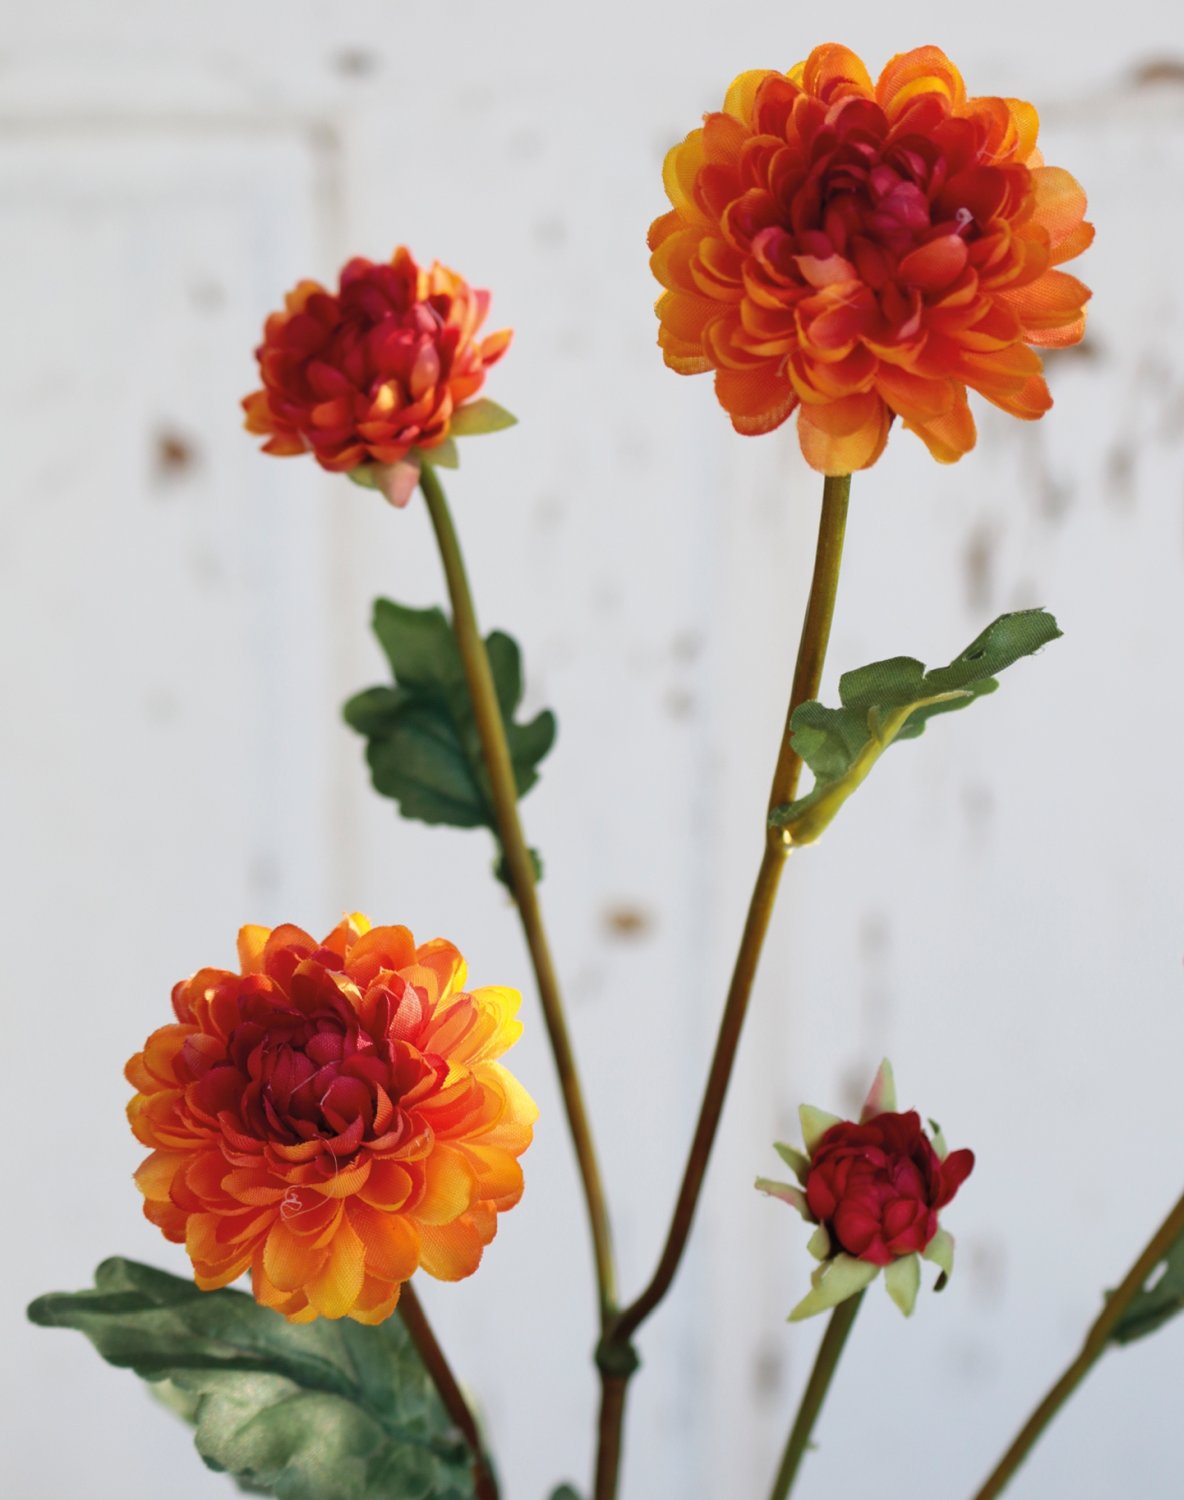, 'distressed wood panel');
4,12,1184,1500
